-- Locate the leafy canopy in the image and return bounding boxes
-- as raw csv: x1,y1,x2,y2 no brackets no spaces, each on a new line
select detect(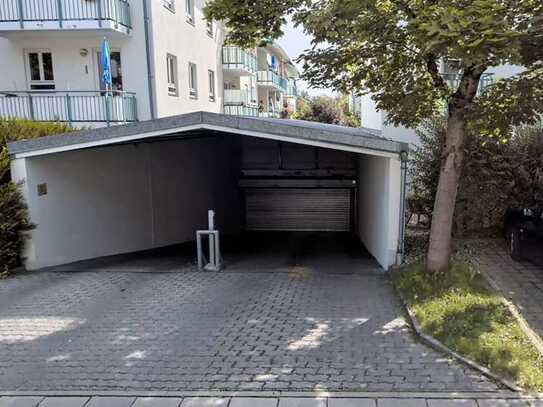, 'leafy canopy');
206,0,543,132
